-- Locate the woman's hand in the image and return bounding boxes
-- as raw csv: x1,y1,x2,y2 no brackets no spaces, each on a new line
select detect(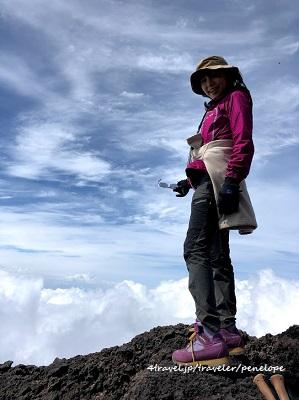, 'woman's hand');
218,177,240,214
173,179,191,197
